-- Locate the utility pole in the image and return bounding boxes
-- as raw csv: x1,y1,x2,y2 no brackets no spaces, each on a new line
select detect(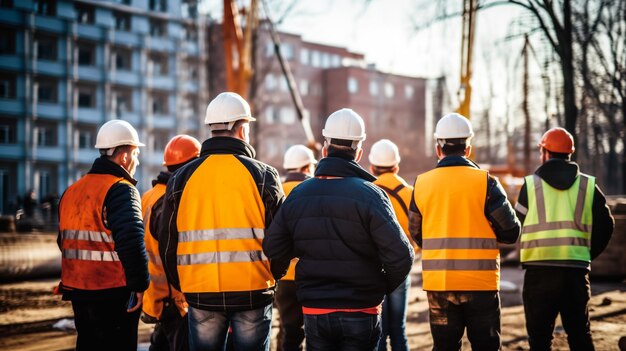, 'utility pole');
522,34,531,175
